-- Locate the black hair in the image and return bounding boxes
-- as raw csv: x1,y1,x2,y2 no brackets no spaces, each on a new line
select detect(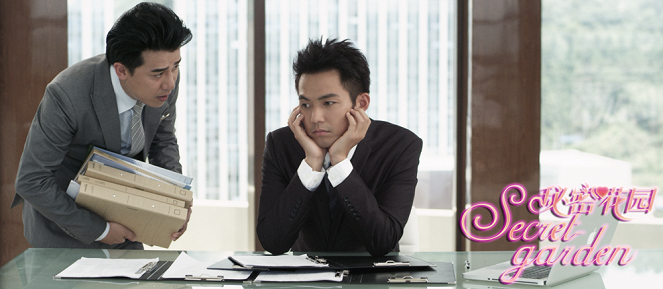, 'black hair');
106,2,192,74
293,38,370,104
